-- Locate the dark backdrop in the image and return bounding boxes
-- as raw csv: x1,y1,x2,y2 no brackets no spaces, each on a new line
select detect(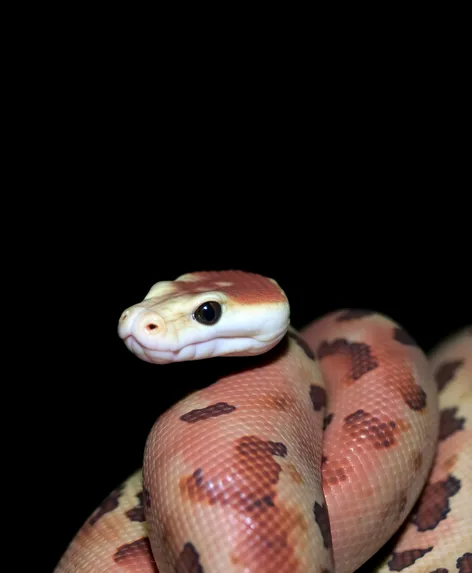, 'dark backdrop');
15,23,470,570
35,71,470,568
